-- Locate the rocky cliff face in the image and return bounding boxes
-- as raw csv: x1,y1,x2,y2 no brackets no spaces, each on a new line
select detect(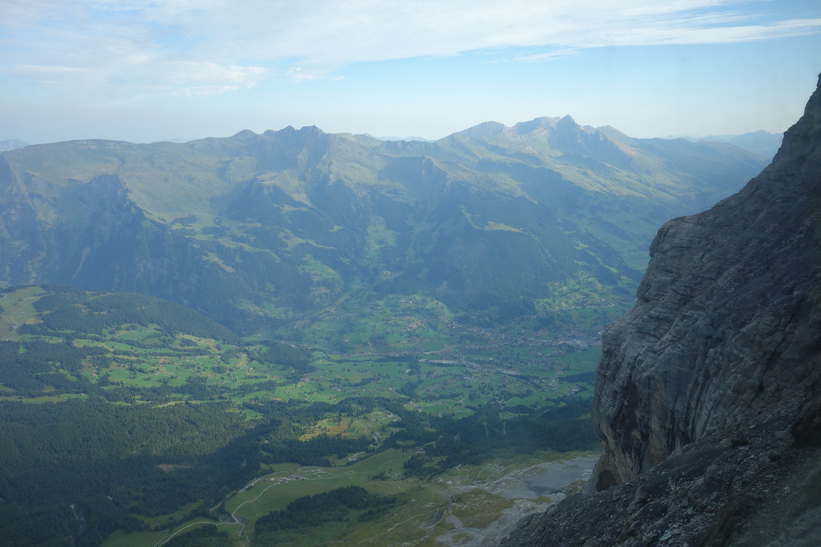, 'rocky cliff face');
502,76,821,545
